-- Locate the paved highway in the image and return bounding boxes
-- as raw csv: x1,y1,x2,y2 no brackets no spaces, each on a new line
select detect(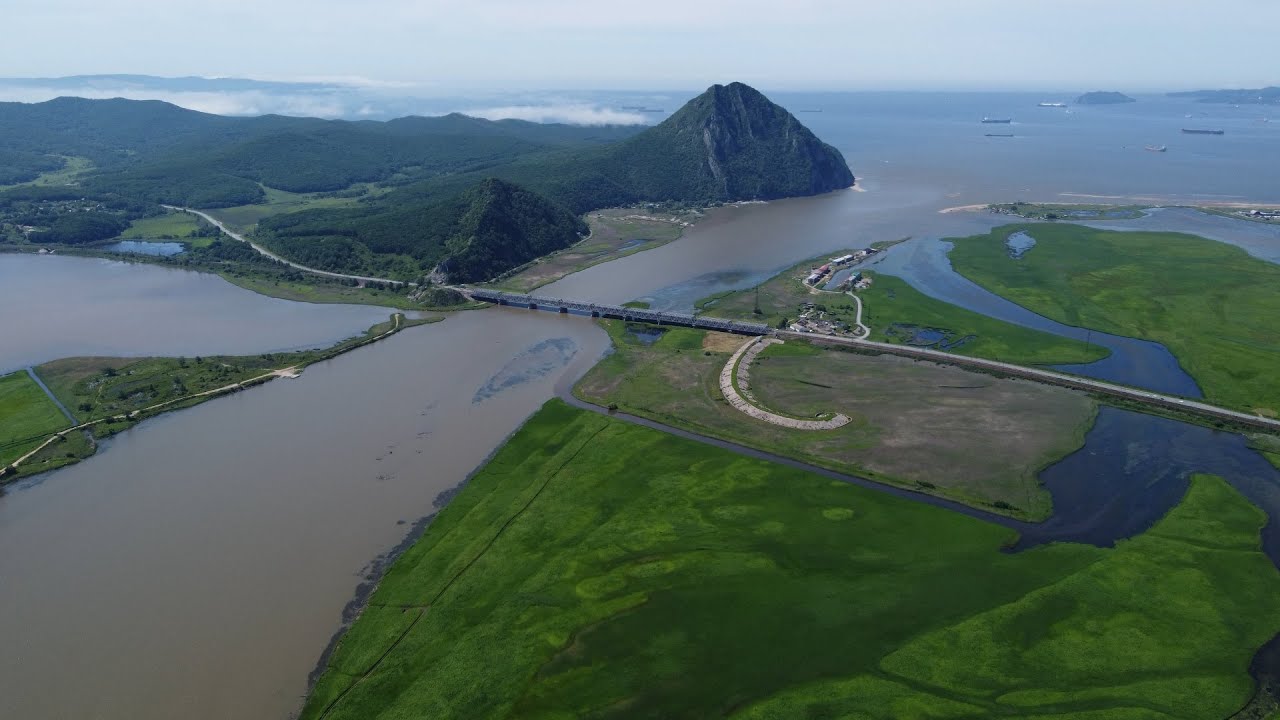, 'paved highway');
167,206,409,287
